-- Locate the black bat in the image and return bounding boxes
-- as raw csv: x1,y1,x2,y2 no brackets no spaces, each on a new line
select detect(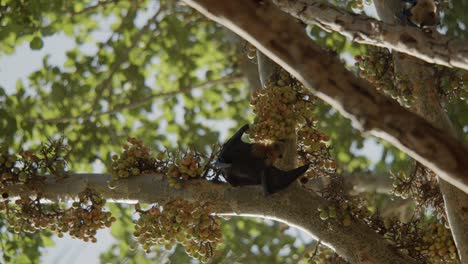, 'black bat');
216,124,309,195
